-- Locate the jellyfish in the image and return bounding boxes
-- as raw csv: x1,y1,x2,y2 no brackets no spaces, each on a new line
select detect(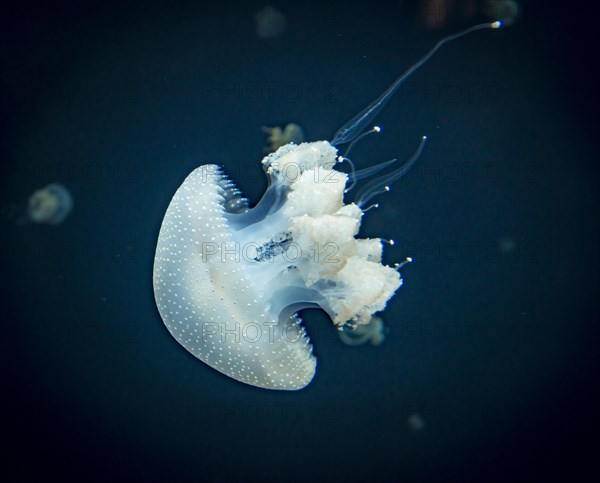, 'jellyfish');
407,413,425,432
498,236,517,253
418,0,519,30
262,123,305,153
27,183,73,225
338,316,387,346
483,0,520,26
255,6,286,39
153,21,502,390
